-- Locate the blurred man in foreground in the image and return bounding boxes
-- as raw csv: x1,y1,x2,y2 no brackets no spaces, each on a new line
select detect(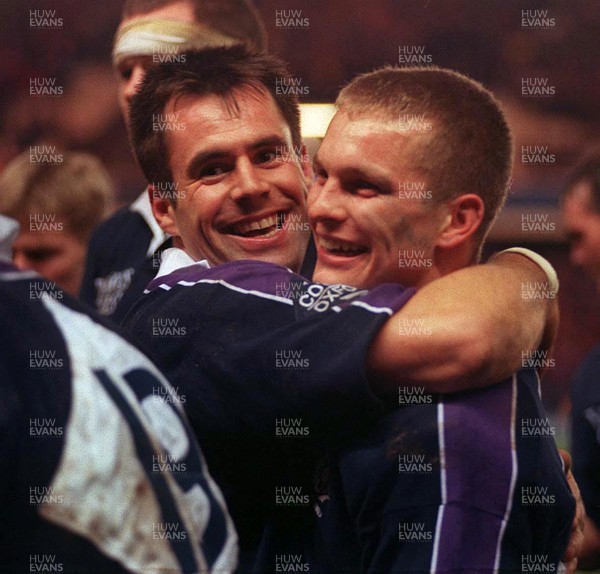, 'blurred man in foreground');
0,213,237,574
